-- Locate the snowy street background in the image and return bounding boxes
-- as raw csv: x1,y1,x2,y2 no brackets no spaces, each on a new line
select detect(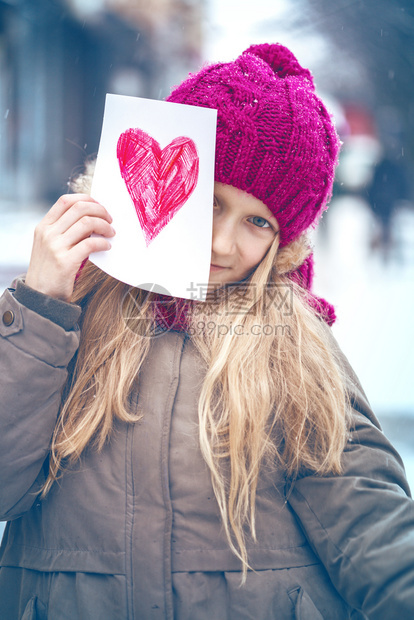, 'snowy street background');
314,197,414,486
